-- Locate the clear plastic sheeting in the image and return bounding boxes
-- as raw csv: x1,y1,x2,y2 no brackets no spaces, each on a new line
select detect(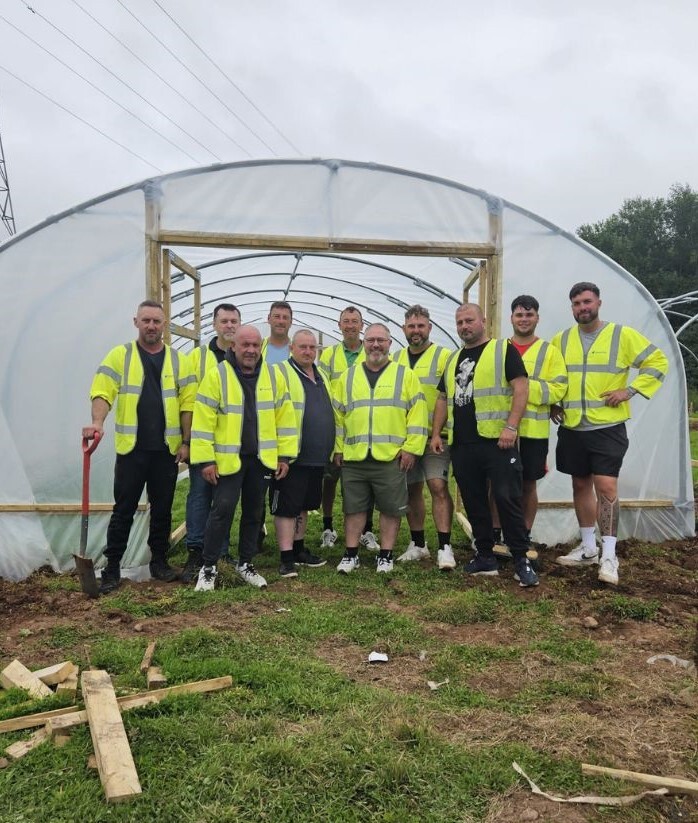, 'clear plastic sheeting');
0,158,692,580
